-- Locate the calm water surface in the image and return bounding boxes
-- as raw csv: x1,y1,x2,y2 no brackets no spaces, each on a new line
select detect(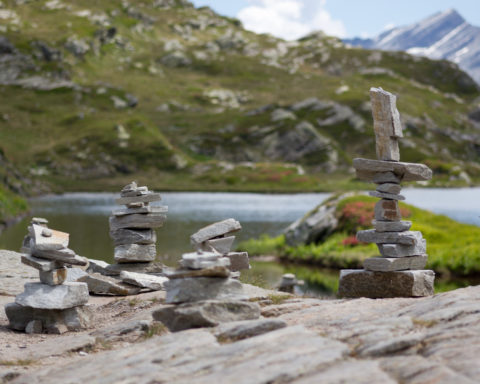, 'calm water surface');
1,188,479,294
